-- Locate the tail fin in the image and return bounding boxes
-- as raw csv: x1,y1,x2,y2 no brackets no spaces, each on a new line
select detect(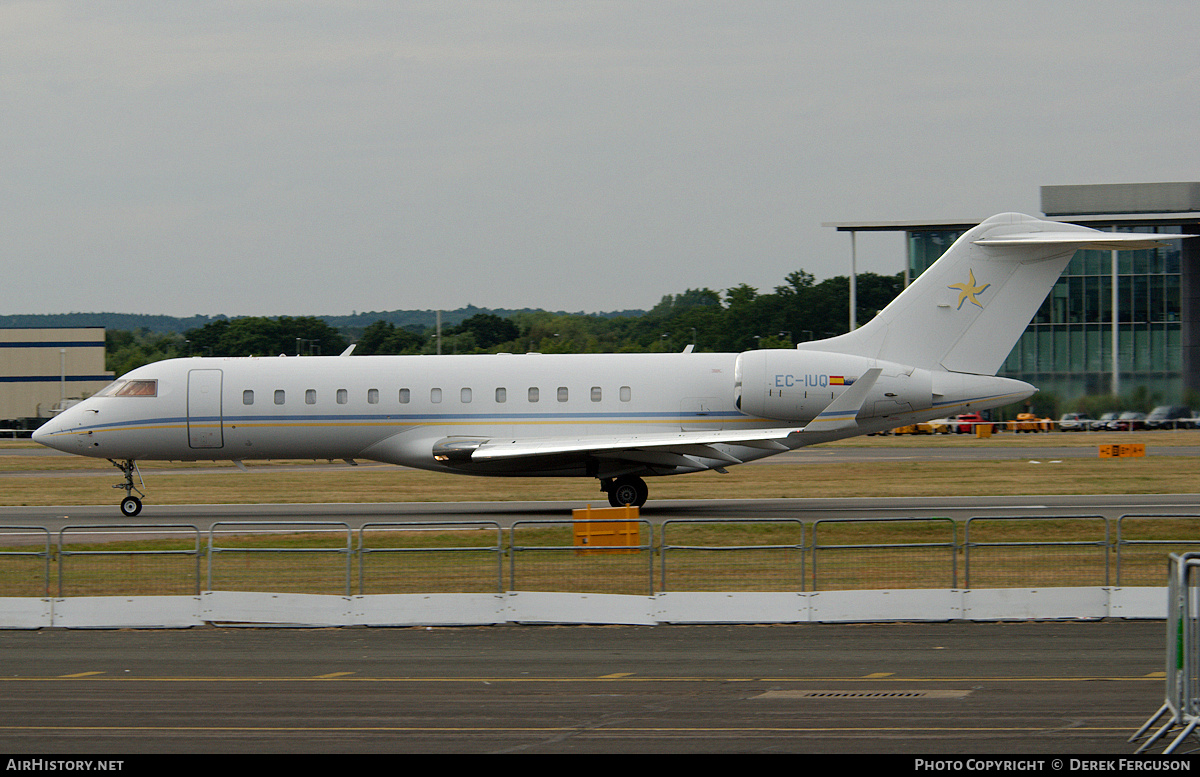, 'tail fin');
799,213,1184,376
